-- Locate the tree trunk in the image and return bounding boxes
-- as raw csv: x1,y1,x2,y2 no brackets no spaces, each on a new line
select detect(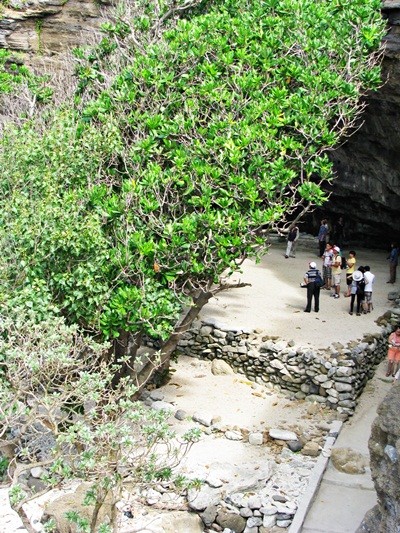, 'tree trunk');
111,330,142,387
136,289,213,388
